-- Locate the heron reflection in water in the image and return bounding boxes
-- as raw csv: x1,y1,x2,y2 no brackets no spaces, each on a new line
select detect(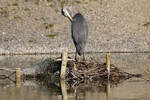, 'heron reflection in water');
62,6,88,61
